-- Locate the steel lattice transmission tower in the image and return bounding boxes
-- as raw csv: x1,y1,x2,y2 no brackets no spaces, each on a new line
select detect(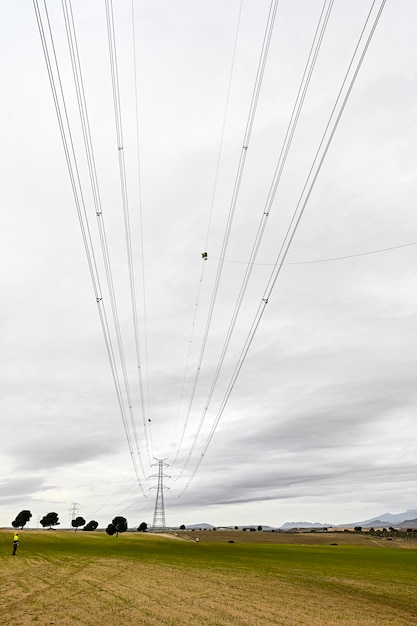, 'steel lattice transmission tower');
150,459,170,531
68,502,80,527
